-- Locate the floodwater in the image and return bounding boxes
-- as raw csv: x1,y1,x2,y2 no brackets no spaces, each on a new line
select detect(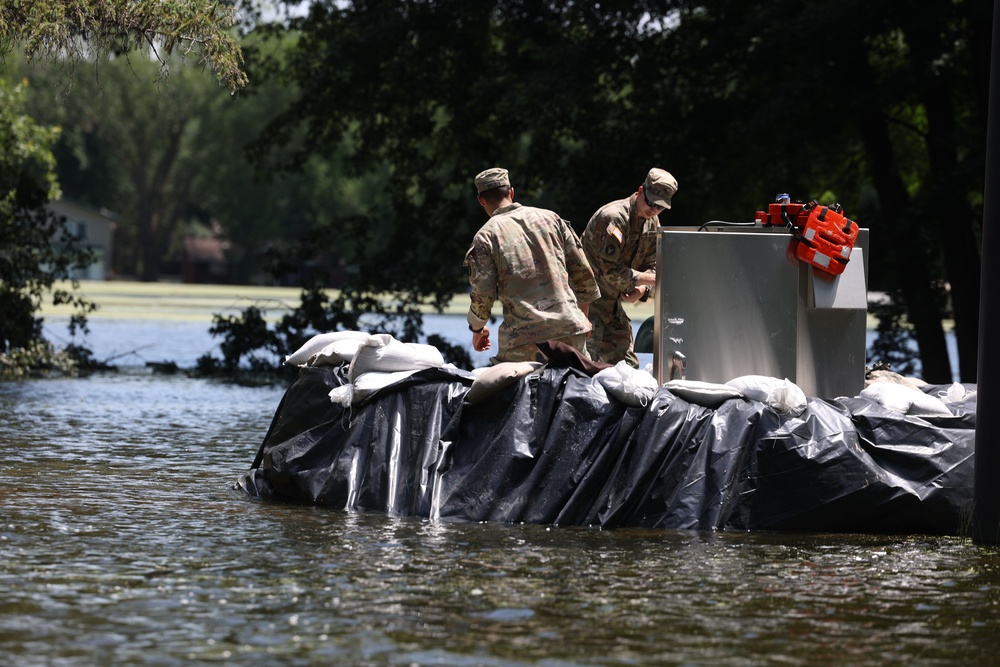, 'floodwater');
37,304,950,378
39,314,503,370
1,317,994,665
